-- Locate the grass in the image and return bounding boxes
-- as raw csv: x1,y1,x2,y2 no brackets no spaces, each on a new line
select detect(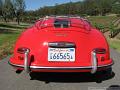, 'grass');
88,16,119,27
0,22,31,60
107,38,120,52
